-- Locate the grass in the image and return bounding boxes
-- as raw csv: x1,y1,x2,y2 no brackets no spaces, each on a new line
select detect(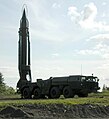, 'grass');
0,91,109,108
0,97,109,108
